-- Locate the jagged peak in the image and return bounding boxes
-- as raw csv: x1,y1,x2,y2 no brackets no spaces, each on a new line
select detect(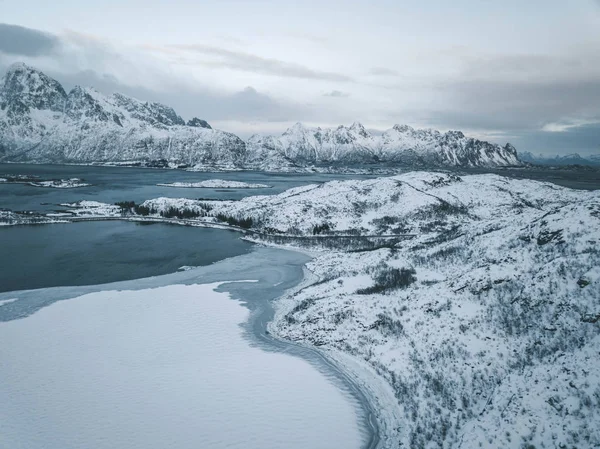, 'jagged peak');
1,62,67,112
112,91,143,104
187,117,212,129
5,61,32,74
392,124,415,133
445,130,465,139
285,122,309,134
